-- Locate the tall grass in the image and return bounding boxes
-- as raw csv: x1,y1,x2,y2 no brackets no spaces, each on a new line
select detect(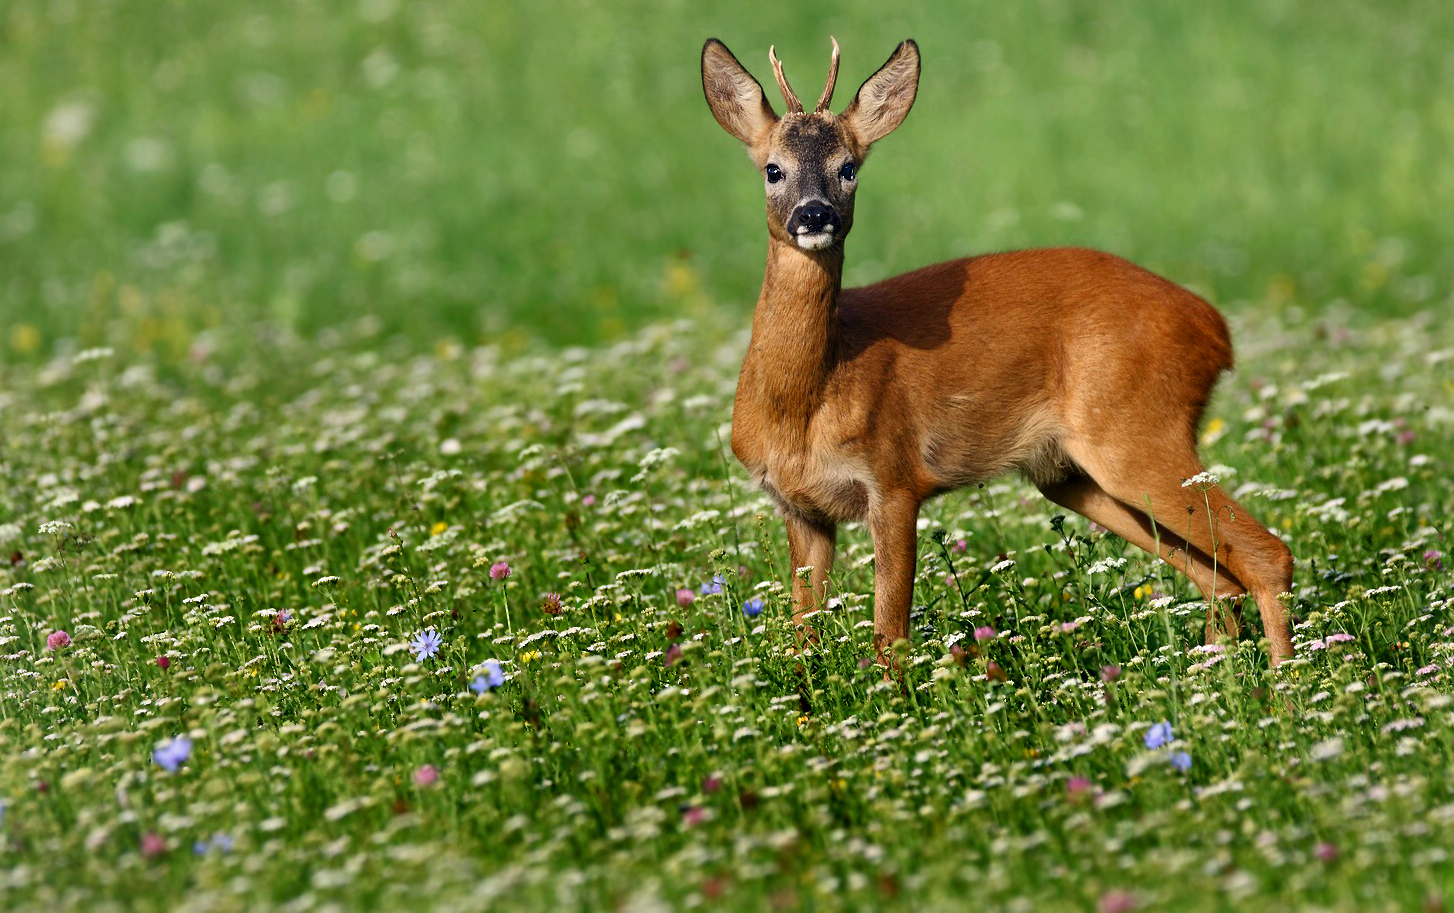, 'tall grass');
0,302,1451,910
